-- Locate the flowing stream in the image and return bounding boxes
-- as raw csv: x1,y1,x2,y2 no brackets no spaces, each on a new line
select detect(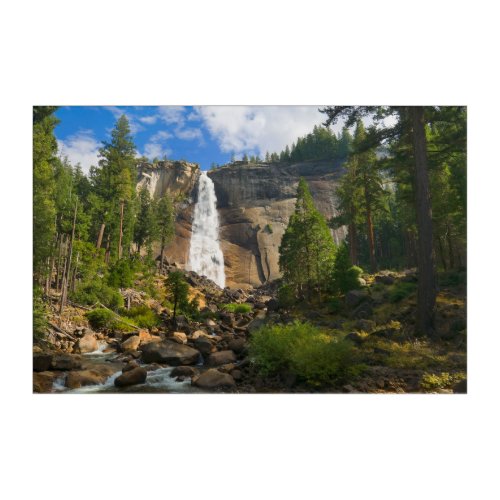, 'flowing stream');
188,171,225,288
